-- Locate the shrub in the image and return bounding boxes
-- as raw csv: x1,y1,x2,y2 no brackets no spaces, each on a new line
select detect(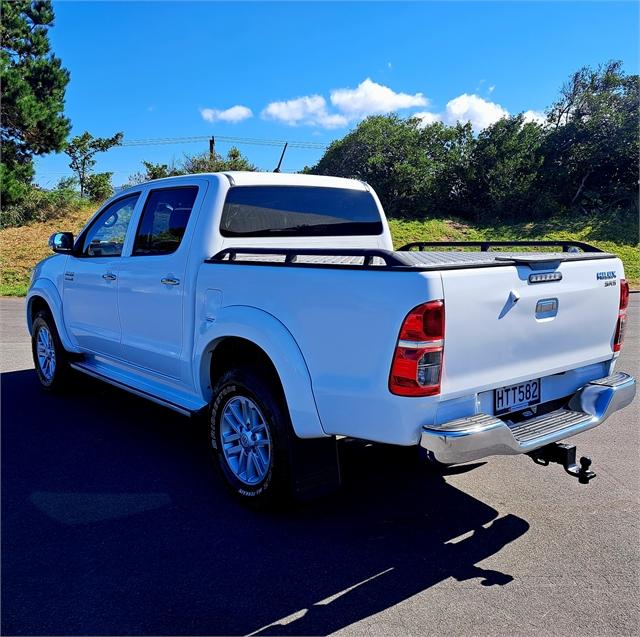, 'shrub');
85,172,114,202
0,185,82,228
